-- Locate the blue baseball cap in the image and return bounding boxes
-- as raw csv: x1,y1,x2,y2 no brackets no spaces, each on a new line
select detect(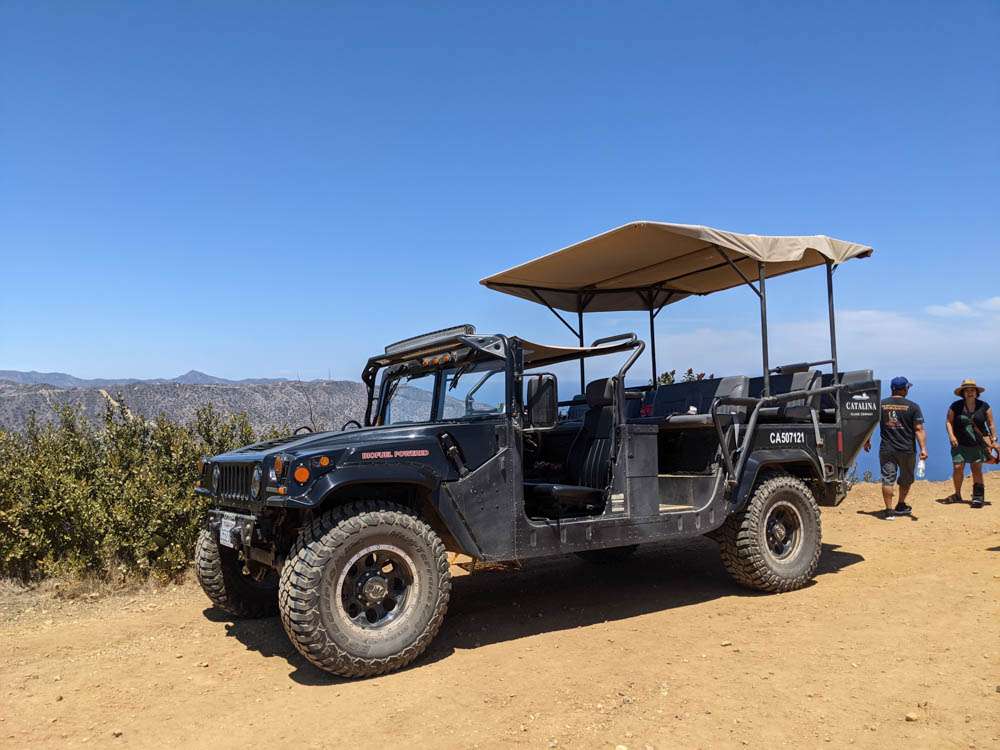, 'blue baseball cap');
890,376,912,390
